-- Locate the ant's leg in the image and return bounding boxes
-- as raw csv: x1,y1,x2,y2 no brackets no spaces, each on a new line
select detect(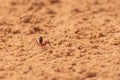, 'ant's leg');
28,38,40,50
45,37,52,48
35,38,40,46
47,41,52,48
41,41,52,48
